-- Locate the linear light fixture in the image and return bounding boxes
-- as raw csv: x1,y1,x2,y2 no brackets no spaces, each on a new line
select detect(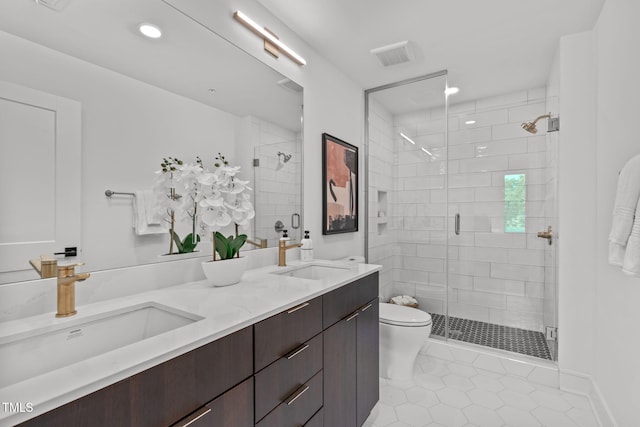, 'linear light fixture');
233,10,307,66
